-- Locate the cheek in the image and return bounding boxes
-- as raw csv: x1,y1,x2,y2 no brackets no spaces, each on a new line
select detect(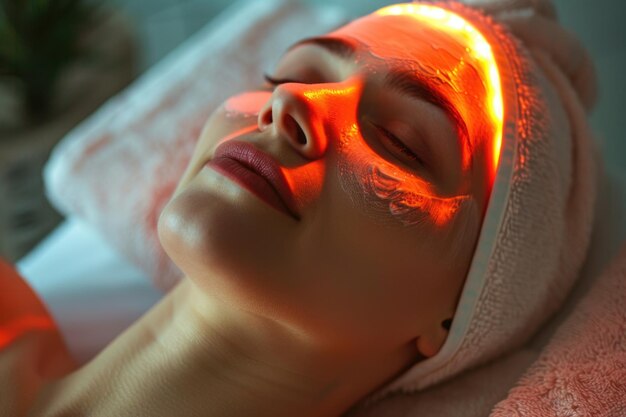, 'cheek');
198,91,271,154
334,140,480,280
223,91,270,118
203,91,271,148
335,130,471,229
179,92,271,191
